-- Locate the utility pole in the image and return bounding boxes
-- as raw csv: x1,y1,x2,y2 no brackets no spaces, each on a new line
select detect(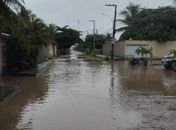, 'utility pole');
89,20,96,50
105,4,117,60
77,20,80,31
89,20,96,34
